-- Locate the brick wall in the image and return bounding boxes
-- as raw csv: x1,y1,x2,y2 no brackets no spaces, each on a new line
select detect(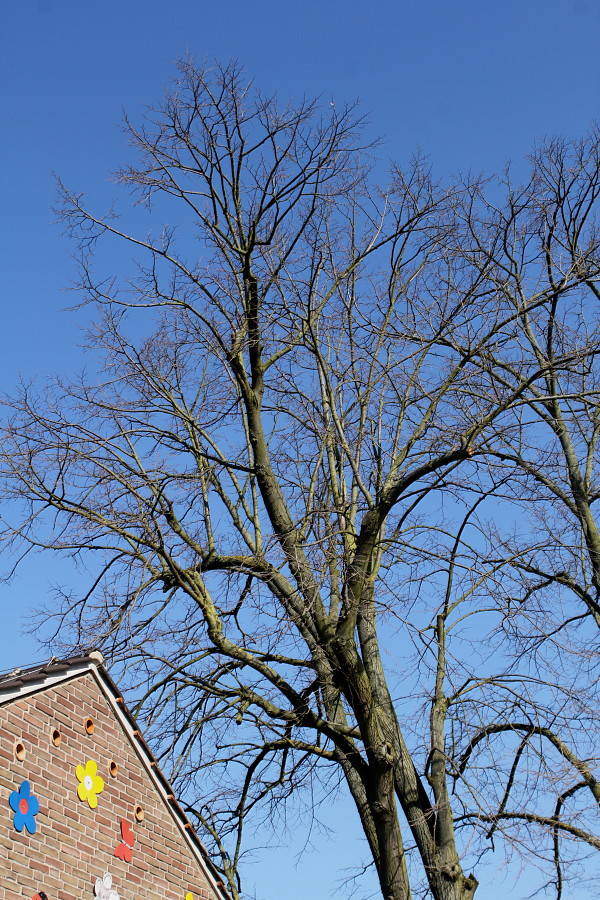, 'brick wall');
0,671,219,900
